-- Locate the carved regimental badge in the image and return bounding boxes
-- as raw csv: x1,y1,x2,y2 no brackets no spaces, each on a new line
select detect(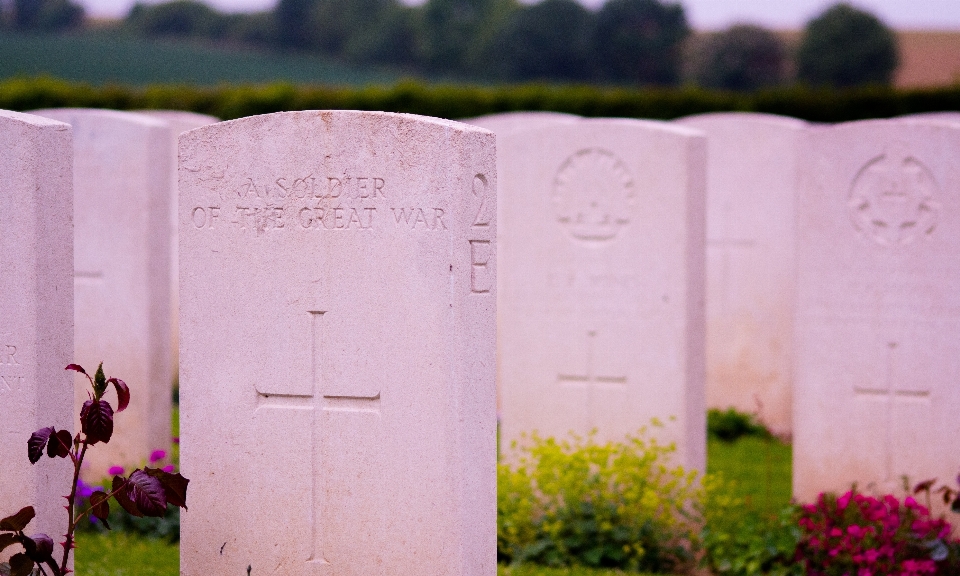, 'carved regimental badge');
552,149,635,243
848,146,940,246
